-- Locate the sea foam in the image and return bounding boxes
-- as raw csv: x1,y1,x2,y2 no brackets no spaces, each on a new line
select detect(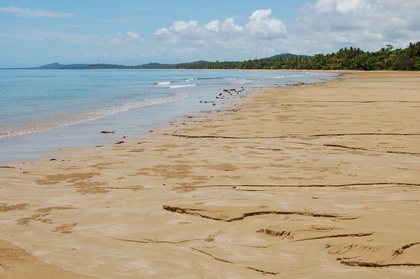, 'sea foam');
169,84,196,89
157,81,171,86
0,92,187,138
